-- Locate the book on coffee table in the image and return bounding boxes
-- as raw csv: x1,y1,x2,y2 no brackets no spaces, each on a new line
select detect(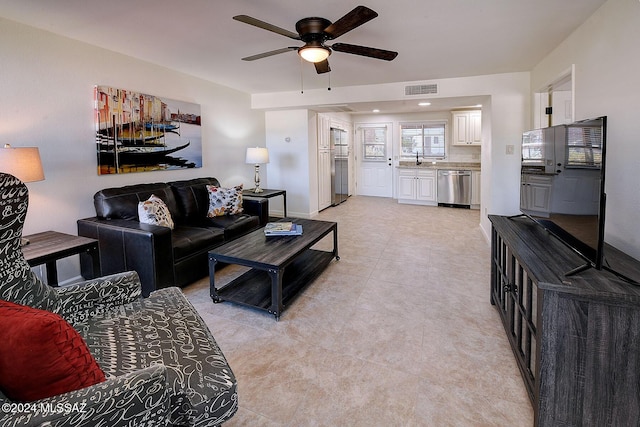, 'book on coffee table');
264,222,303,236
